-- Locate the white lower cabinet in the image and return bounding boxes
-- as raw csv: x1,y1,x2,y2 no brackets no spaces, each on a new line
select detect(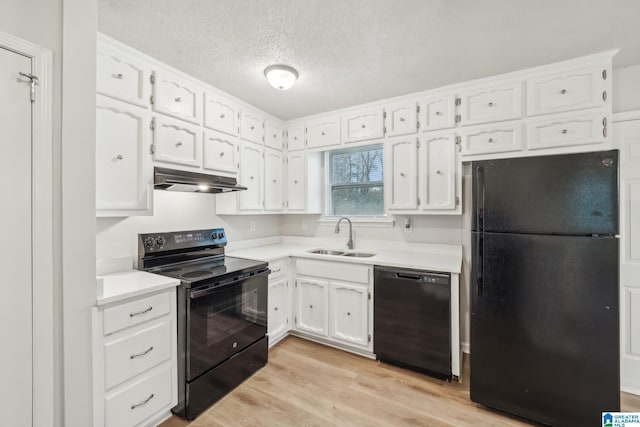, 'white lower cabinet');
295,277,329,336
329,282,369,347
93,288,178,427
267,258,290,347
